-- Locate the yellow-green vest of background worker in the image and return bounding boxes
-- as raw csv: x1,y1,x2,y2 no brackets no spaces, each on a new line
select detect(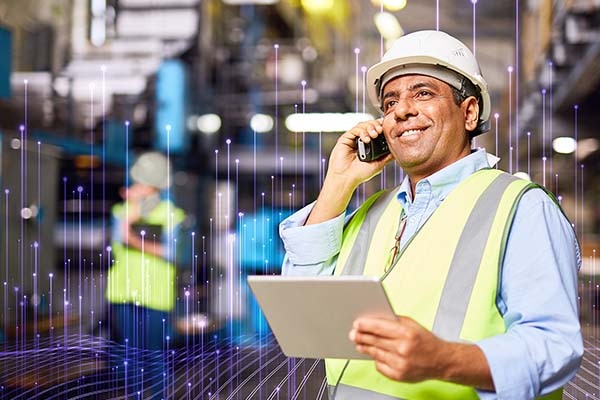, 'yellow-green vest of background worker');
106,151,185,349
